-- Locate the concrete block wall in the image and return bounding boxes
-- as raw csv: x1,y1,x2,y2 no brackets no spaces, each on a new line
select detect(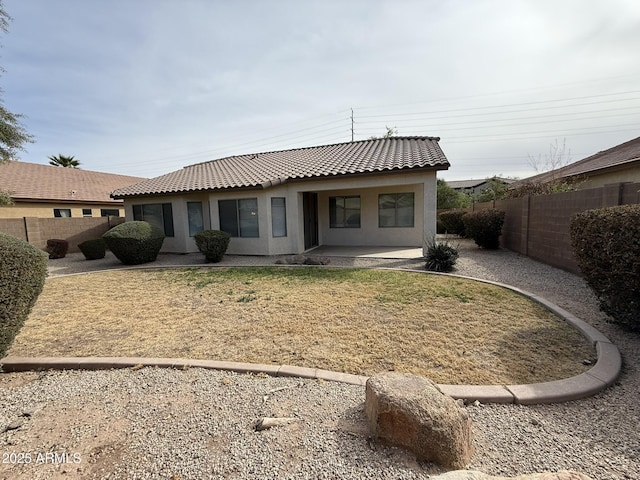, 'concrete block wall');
0,216,125,253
